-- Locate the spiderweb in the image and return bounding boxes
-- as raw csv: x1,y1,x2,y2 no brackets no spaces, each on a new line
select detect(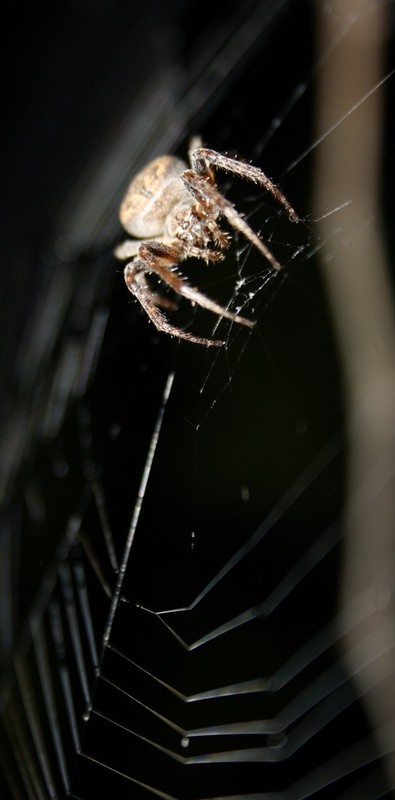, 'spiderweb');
1,0,395,798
